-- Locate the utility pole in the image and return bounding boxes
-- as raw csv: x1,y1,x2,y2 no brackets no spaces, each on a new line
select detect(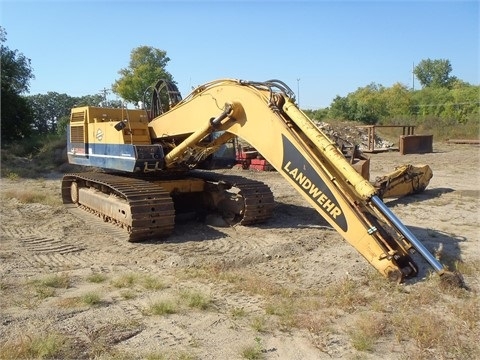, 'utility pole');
99,87,110,105
412,62,415,91
296,78,300,107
